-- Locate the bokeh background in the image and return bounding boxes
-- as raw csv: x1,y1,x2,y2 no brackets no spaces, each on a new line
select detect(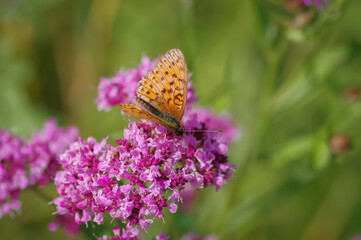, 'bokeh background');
1,0,361,239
